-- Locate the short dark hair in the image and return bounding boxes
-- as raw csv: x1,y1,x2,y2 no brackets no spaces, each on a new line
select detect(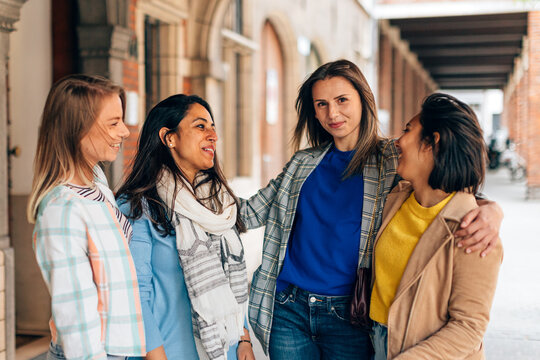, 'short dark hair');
294,59,381,177
419,93,486,194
